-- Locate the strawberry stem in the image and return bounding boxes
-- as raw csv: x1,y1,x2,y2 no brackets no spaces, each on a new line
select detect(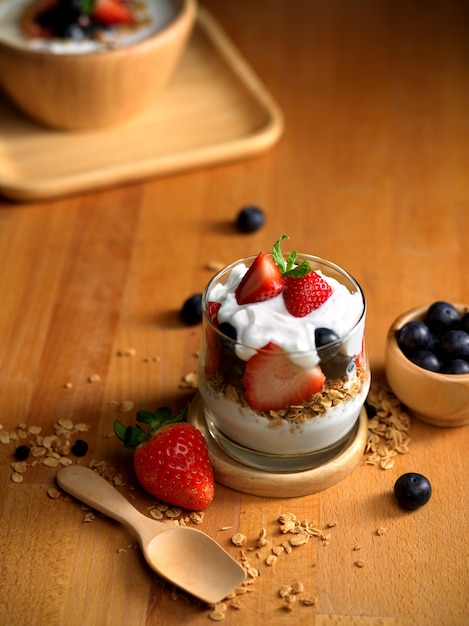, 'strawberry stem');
114,405,188,451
